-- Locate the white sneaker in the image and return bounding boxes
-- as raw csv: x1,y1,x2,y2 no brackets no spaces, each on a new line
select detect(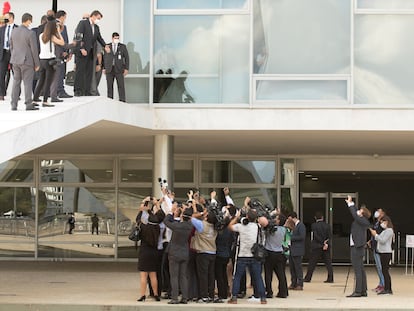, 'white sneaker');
247,296,260,302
